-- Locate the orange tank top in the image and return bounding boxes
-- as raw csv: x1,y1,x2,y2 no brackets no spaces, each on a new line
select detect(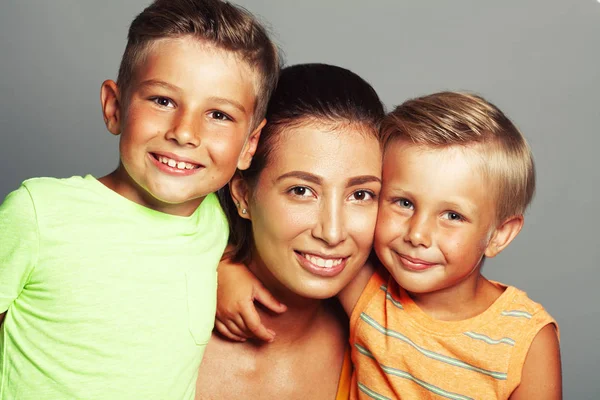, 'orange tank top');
349,270,557,399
